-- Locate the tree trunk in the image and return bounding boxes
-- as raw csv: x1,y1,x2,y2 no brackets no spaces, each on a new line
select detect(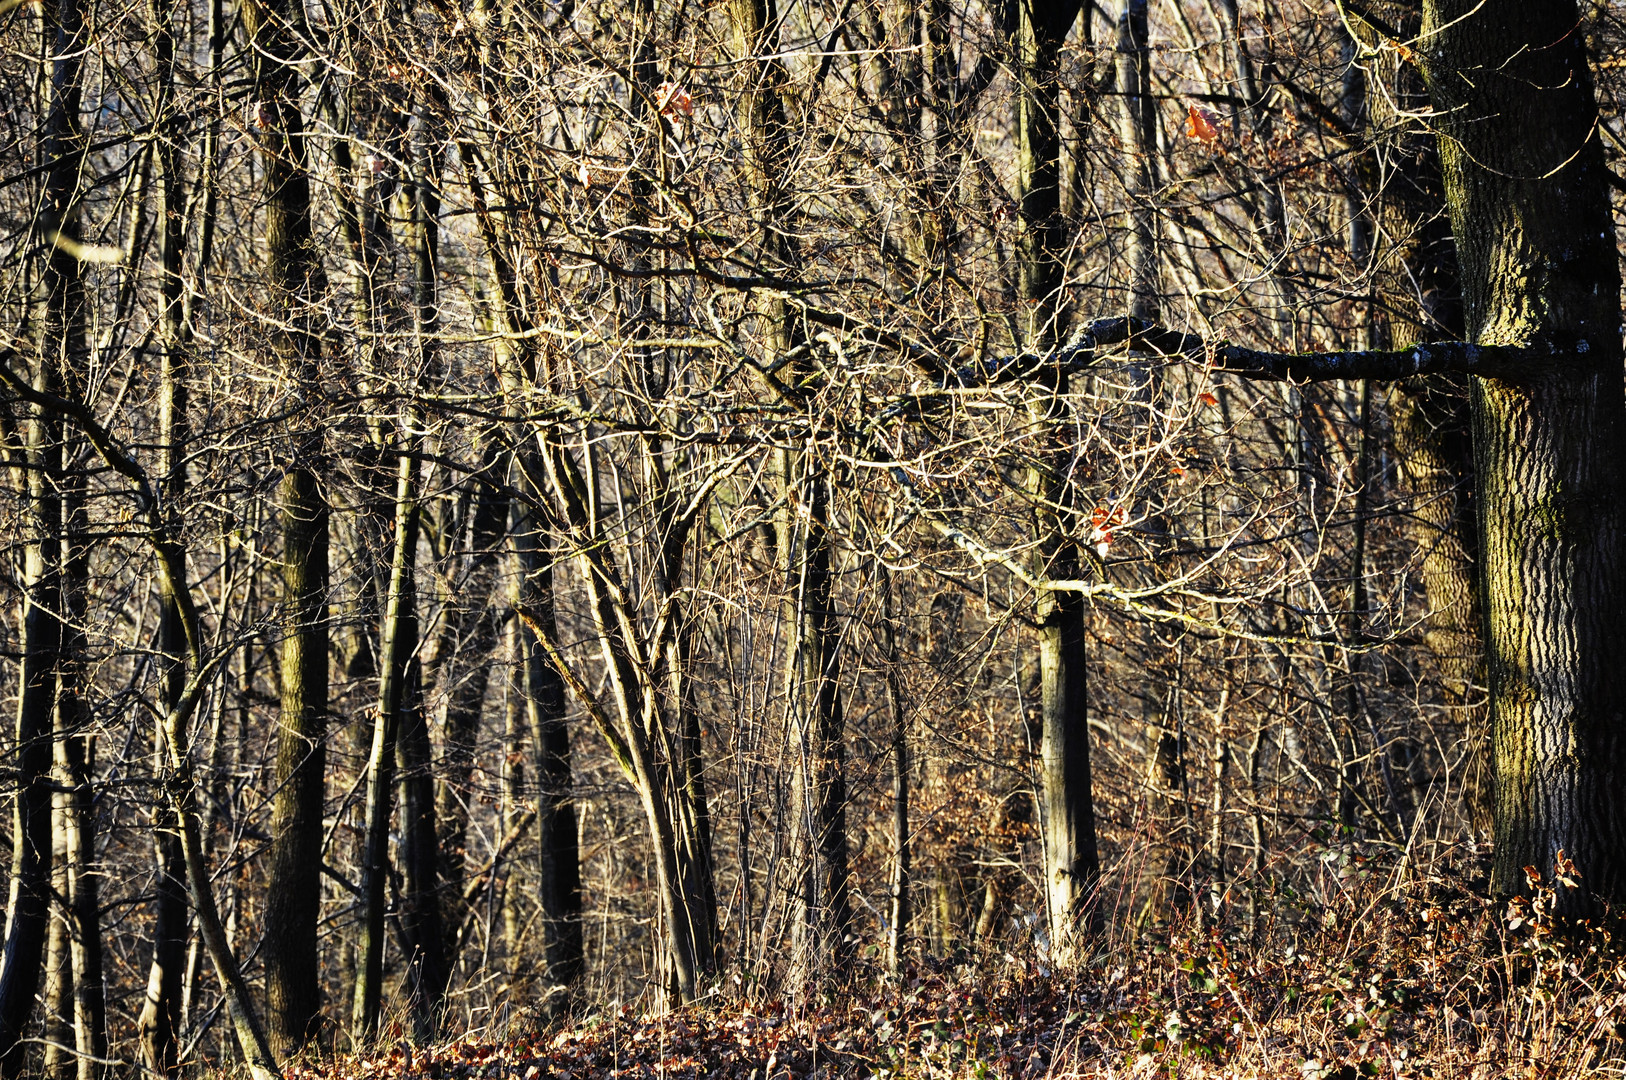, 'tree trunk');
524,436,717,1003
264,461,329,1058
724,0,850,986
783,460,851,986
433,477,506,913
160,709,281,1080
397,659,444,1038
352,444,419,1038
880,570,909,976
246,0,331,1053
42,801,69,1080
57,494,105,1080
1417,0,1626,911
0,0,83,1067
1115,0,1157,322
139,0,194,1068
60,729,105,1080
1339,0,1487,834
458,113,584,1004
510,489,582,1000
1016,0,1097,961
